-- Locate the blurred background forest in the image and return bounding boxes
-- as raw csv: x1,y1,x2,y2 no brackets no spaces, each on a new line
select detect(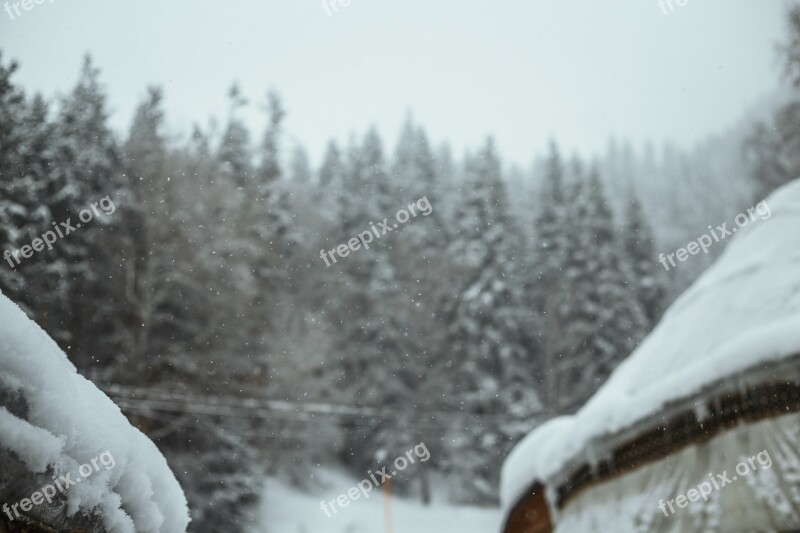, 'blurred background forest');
2,5,800,531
